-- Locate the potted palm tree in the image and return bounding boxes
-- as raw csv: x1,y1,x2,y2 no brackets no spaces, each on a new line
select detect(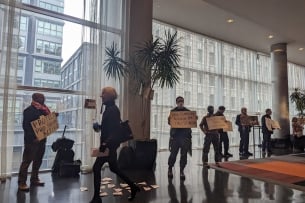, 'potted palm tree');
103,30,181,99
290,88,305,116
